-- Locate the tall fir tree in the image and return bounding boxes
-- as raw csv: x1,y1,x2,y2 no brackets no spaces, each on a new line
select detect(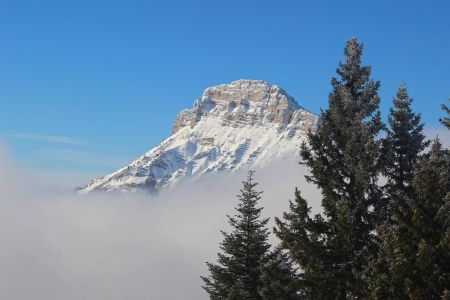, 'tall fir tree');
276,38,383,299
201,171,270,300
381,84,429,216
368,139,450,299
